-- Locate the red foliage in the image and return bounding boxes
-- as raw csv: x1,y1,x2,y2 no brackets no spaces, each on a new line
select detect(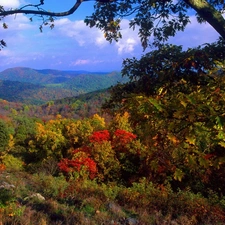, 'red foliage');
113,129,137,145
59,129,138,180
89,130,110,143
58,156,97,179
58,159,72,173
89,129,136,145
